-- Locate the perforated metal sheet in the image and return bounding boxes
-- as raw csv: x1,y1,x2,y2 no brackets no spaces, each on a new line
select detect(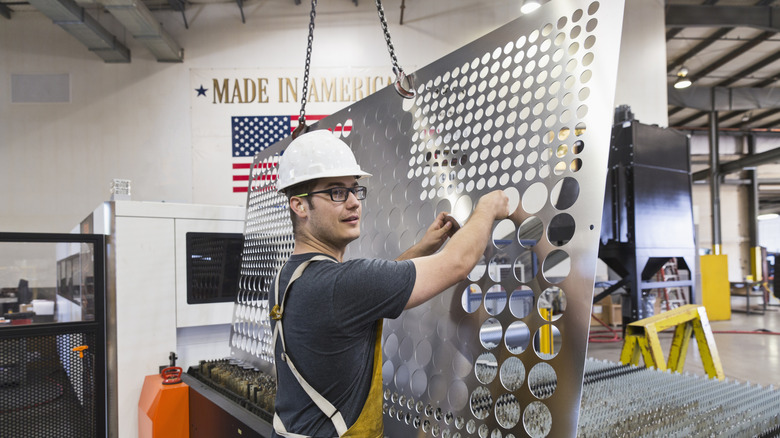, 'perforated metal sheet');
230,1,624,436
